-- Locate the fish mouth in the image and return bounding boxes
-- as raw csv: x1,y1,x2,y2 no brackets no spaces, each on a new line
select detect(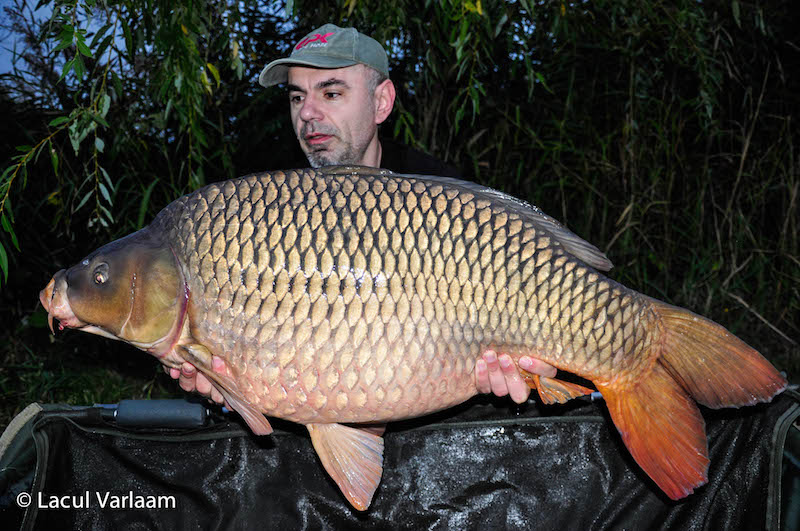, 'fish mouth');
39,270,87,333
